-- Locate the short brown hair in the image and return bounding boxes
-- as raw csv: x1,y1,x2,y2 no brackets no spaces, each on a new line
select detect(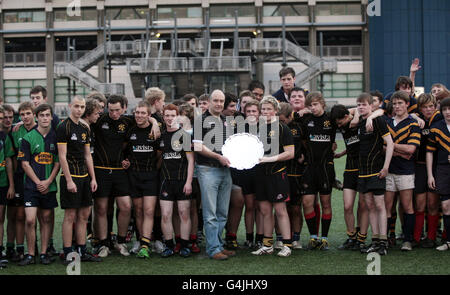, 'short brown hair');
86,91,107,106
260,96,280,112
135,101,151,114
34,103,53,116
305,91,325,107
417,93,436,109
2,104,15,114
391,91,410,104
278,102,293,117
30,85,47,98
239,90,255,100
83,99,101,118
198,94,209,102
243,99,260,113
356,93,373,105
279,67,295,79
395,76,413,91
18,101,34,114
